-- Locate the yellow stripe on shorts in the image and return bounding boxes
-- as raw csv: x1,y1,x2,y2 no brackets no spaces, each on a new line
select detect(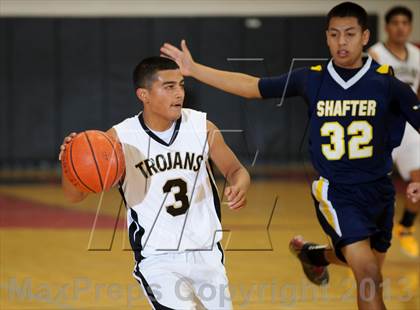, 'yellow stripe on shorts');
313,178,342,237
